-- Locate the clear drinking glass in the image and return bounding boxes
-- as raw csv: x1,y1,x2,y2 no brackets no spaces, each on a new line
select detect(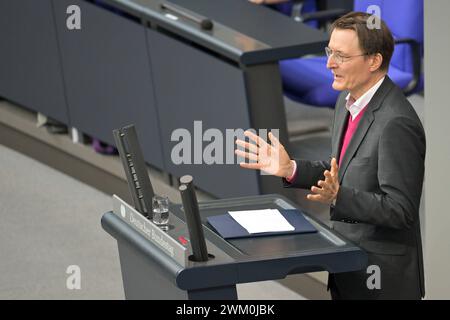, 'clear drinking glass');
152,195,169,231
